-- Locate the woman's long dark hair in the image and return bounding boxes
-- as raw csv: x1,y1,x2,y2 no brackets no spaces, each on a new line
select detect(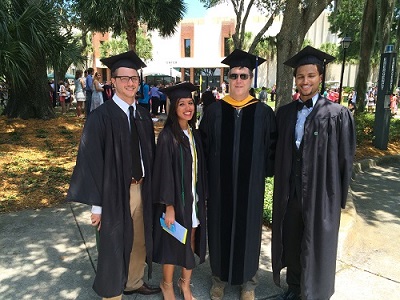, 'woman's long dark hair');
164,97,197,145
